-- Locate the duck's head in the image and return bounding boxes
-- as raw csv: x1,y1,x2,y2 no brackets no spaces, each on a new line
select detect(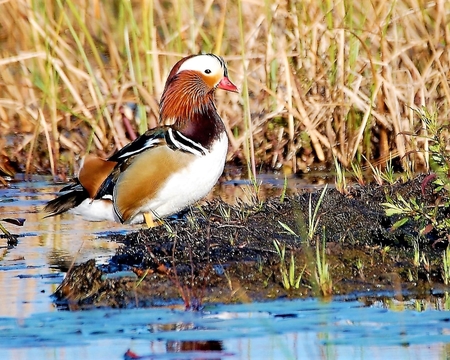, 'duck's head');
162,54,238,98
160,53,238,129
